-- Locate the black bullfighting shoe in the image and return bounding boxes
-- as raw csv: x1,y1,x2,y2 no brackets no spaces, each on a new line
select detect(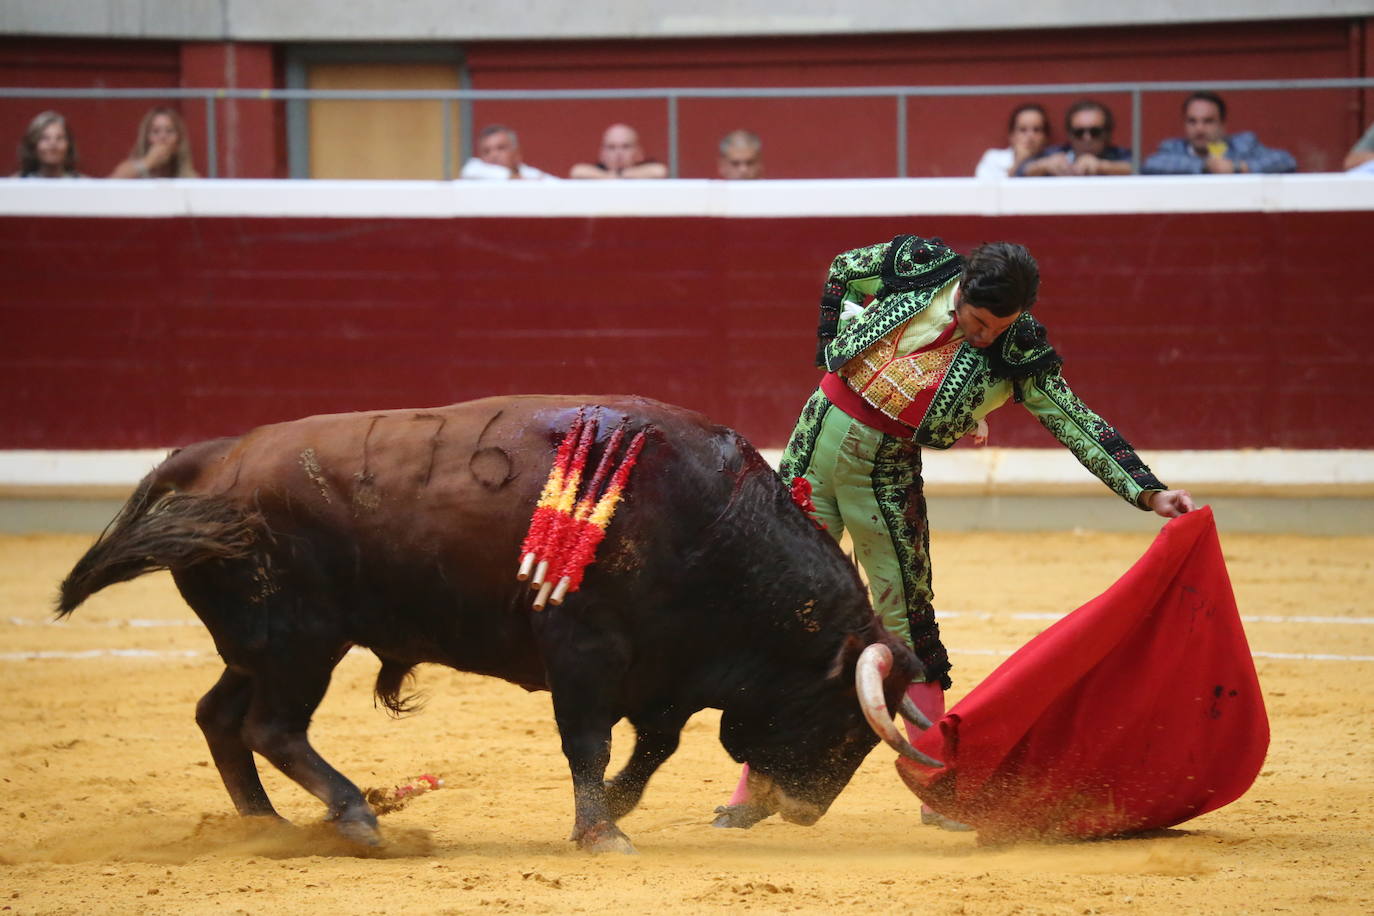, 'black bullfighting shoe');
921,809,974,831
711,803,774,829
